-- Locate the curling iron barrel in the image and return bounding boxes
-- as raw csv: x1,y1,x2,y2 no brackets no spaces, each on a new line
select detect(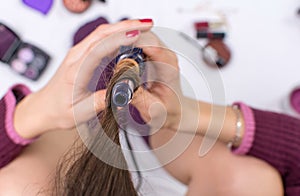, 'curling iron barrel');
112,46,145,107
